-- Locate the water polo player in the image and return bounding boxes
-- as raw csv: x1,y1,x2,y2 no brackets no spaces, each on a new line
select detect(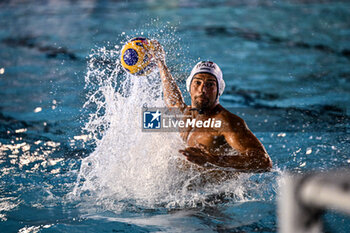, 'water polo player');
150,40,272,172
